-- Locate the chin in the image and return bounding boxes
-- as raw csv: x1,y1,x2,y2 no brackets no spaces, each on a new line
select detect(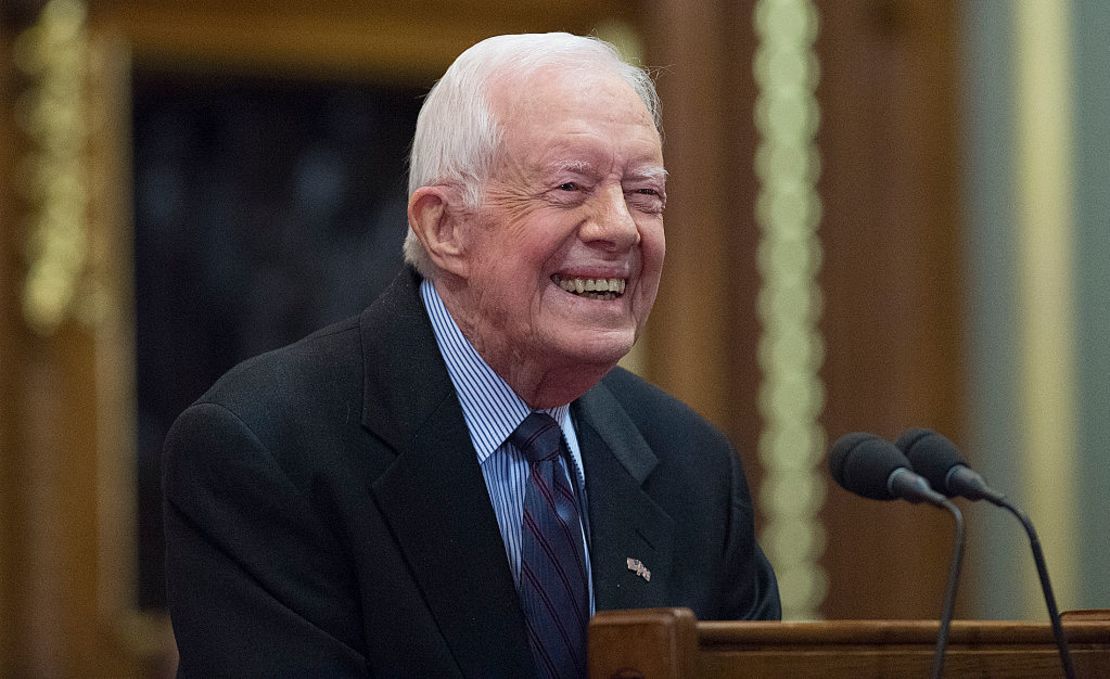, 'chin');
555,331,636,368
